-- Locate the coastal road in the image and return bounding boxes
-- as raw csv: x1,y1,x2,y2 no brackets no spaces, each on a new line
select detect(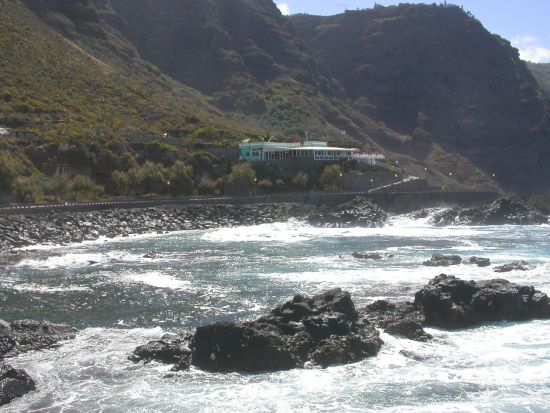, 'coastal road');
0,190,498,215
